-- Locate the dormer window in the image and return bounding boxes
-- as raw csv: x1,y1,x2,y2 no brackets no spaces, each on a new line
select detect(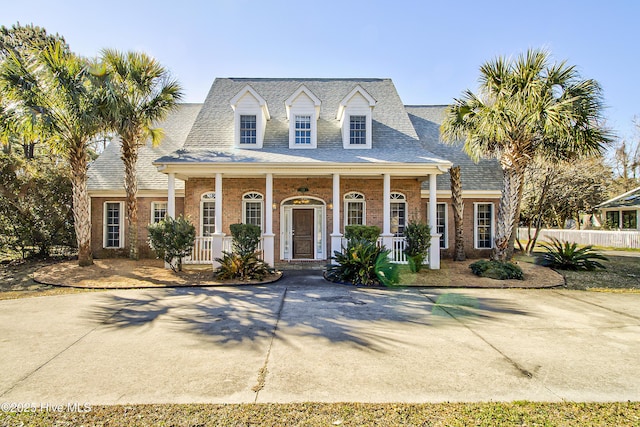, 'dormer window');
230,85,270,149
285,85,321,149
337,85,376,149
